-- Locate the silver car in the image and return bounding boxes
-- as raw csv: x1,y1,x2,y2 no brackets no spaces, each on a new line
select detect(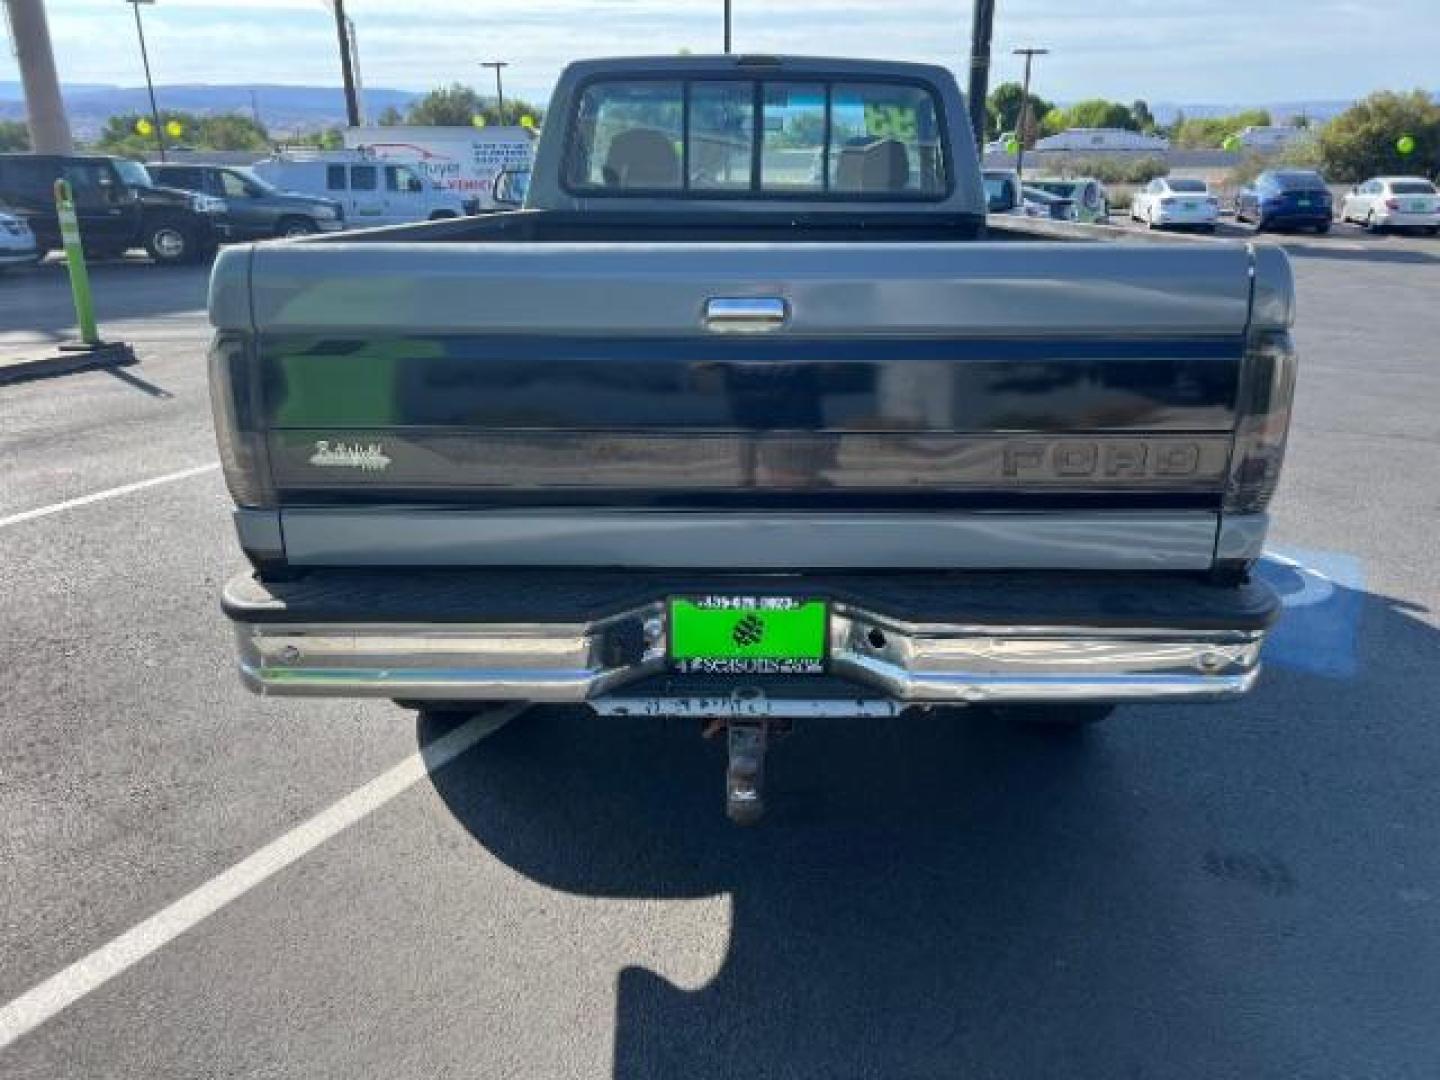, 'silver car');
0,208,39,270
1339,177,1440,235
